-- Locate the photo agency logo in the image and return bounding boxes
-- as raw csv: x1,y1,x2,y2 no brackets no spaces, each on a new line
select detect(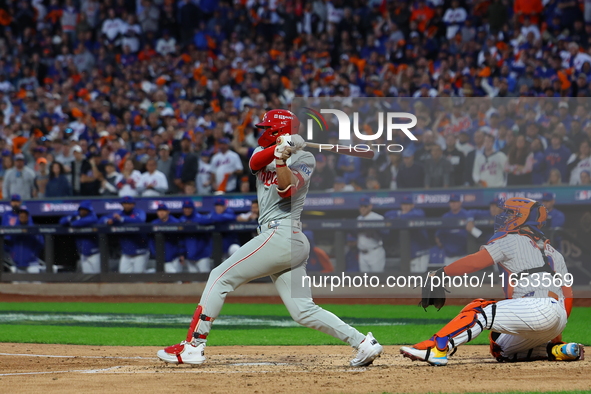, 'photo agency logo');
302,104,418,153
